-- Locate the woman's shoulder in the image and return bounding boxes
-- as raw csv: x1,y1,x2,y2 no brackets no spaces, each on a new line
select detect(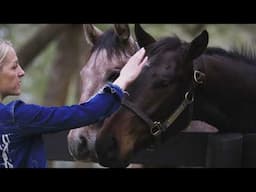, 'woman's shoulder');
0,100,25,119
3,100,25,109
